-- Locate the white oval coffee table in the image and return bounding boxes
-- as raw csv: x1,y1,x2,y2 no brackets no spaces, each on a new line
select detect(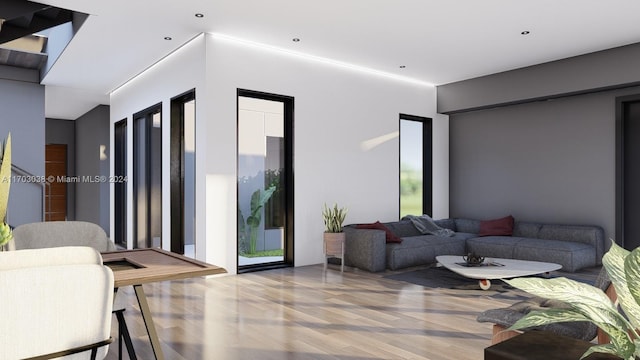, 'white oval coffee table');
435,255,562,290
